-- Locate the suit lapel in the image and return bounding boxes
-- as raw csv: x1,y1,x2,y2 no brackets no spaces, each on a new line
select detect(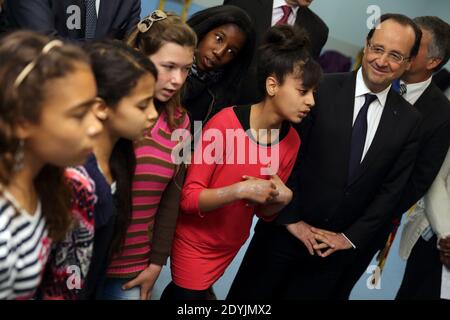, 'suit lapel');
348,89,399,185
258,0,274,33
336,72,357,152
95,0,119,37
413,82,437,116
333,72,358,180
295,5,306,25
